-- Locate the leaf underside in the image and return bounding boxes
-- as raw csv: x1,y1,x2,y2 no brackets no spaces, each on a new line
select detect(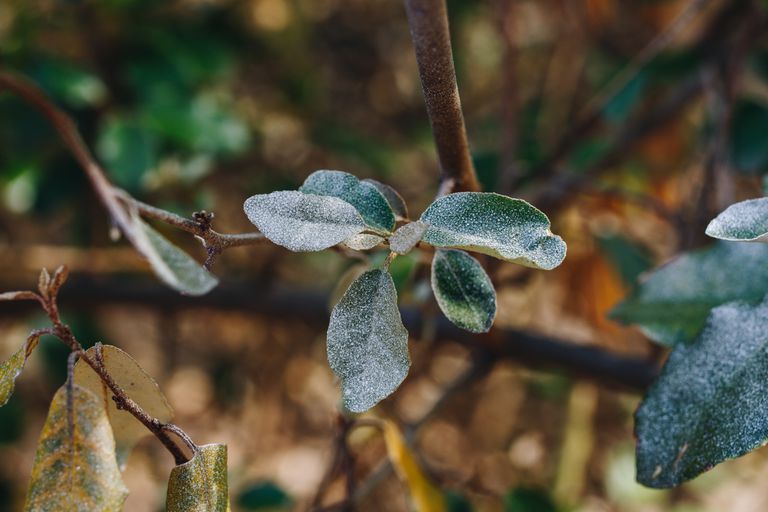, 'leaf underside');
0,335,38,408
166,444,230,512
431,249,496,333
706,197,768,242
419,192,566,270
25,385,128,512
300,170,396,233
244,190,365,252
389,221,428,255
636,297,768,488
611,242,768,346
327,269,410,413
